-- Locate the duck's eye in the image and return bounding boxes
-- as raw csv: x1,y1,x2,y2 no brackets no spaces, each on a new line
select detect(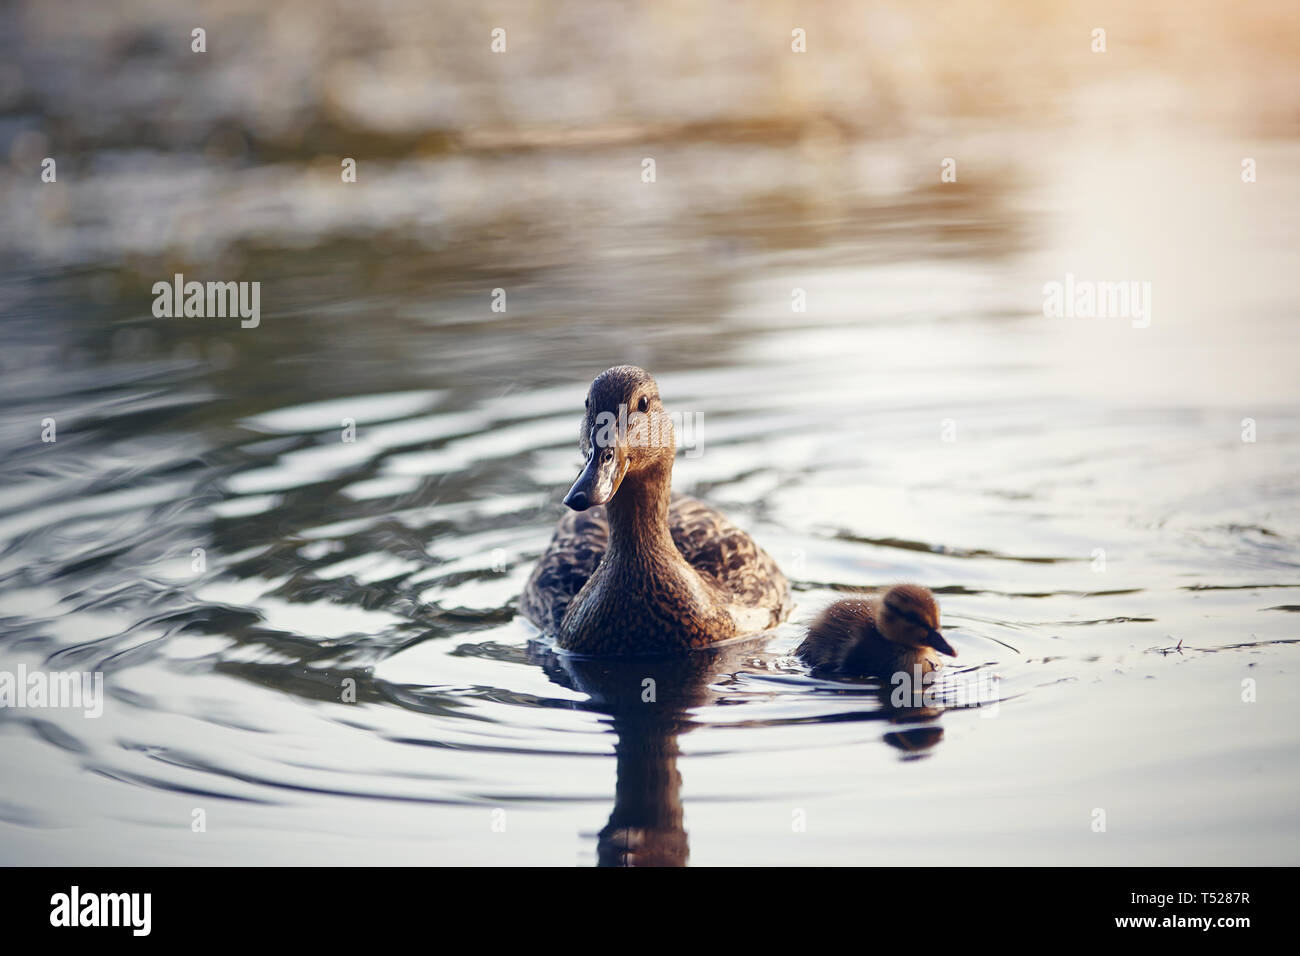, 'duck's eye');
584,397,589,409
602,449,614,463
637,395,649,413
